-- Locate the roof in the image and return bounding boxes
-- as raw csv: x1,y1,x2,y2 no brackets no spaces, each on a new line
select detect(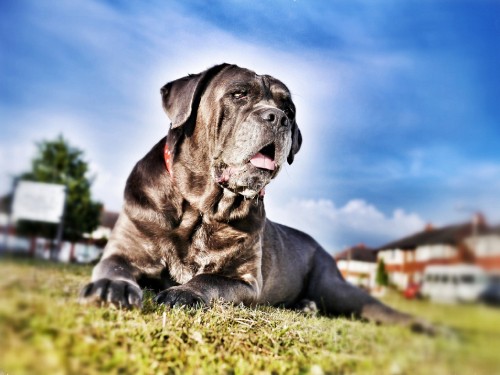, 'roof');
489,225,500,236
335,244,377,263
100,211,119,229
375,220,494,252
